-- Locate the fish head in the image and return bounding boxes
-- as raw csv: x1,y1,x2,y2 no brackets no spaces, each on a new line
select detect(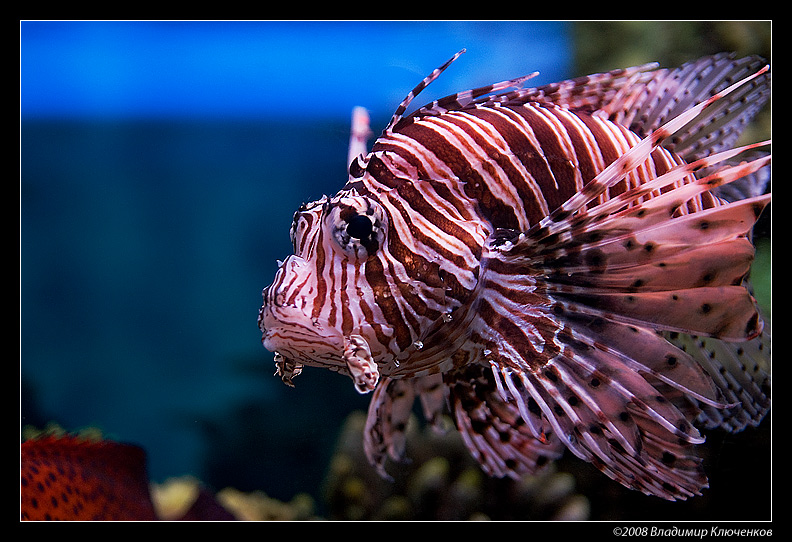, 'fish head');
259,181,488,392
259,190,395,392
